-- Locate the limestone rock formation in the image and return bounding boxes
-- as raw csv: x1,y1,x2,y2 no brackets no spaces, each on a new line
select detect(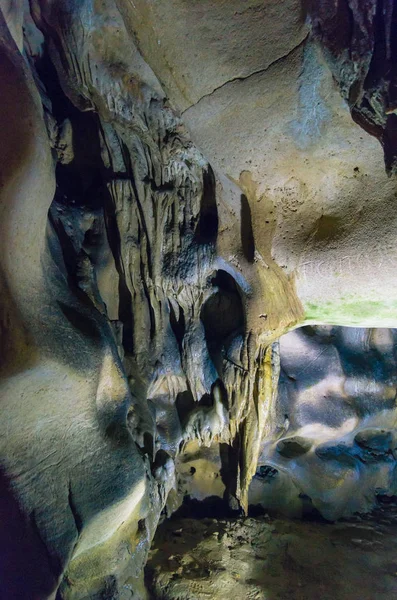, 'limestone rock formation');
252,326,397,520
309,0,397,174
0,0,396,598
147,508,397,600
